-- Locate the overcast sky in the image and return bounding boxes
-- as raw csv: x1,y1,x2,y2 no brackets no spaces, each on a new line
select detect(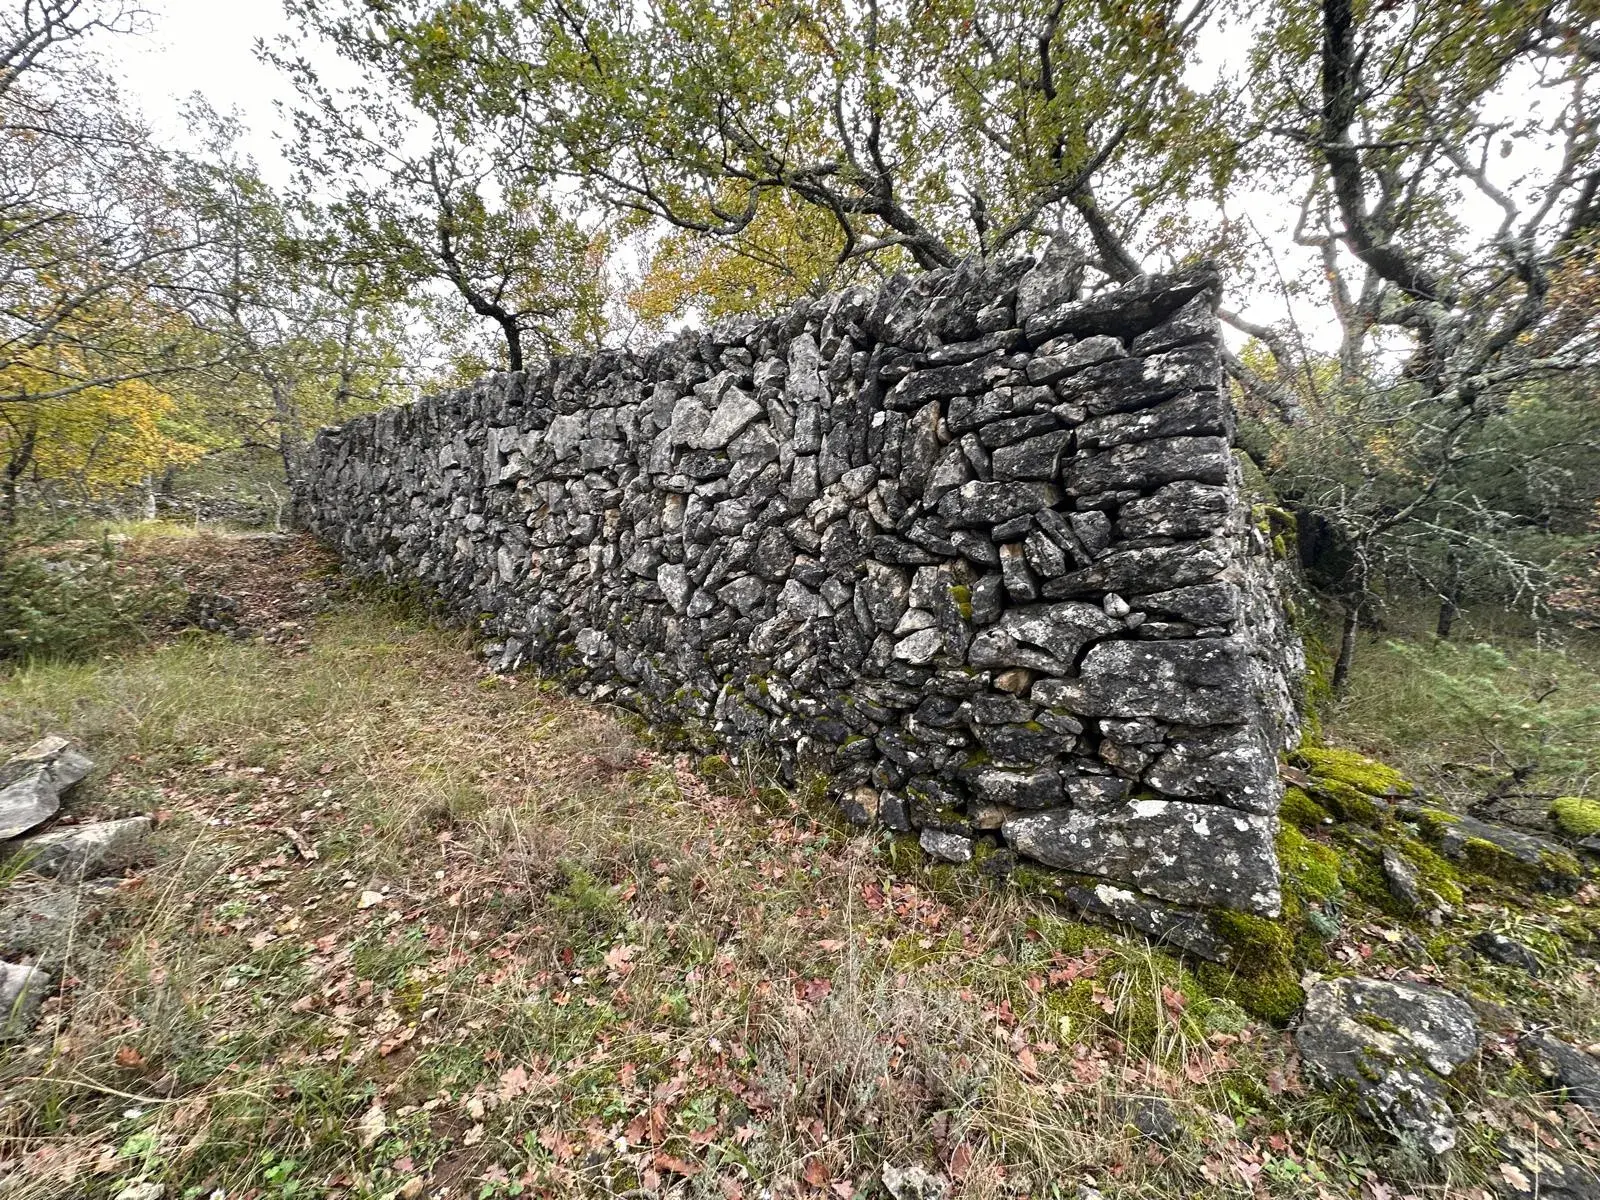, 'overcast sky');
118,0,299,185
